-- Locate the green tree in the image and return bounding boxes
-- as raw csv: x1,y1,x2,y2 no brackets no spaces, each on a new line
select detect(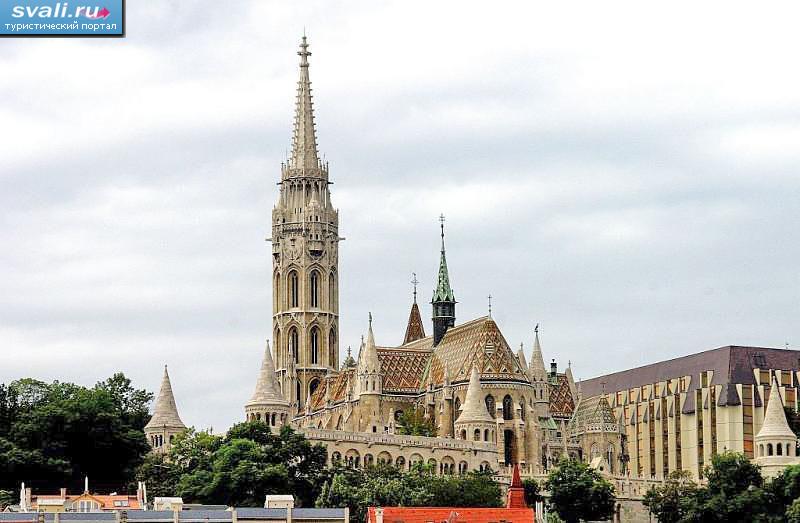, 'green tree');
0,374,152,492
137,421,328,507
395,407,437,437
643,470,699,523
316,462,501,523
522,478,542,506
545,458,615,523
787,498,800,523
